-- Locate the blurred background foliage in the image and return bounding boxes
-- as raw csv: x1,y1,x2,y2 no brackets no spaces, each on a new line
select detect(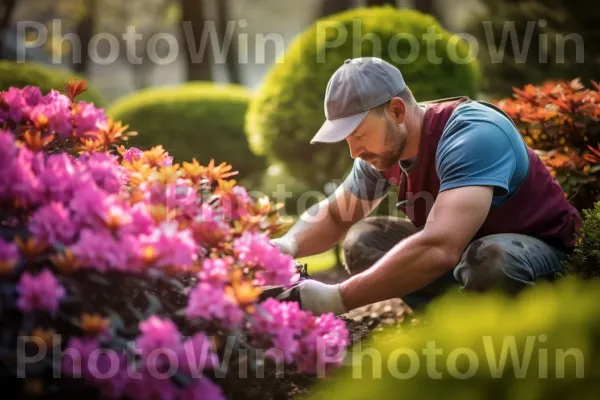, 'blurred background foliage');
108,82,266,186
1,0,598,271
308,277,600,399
